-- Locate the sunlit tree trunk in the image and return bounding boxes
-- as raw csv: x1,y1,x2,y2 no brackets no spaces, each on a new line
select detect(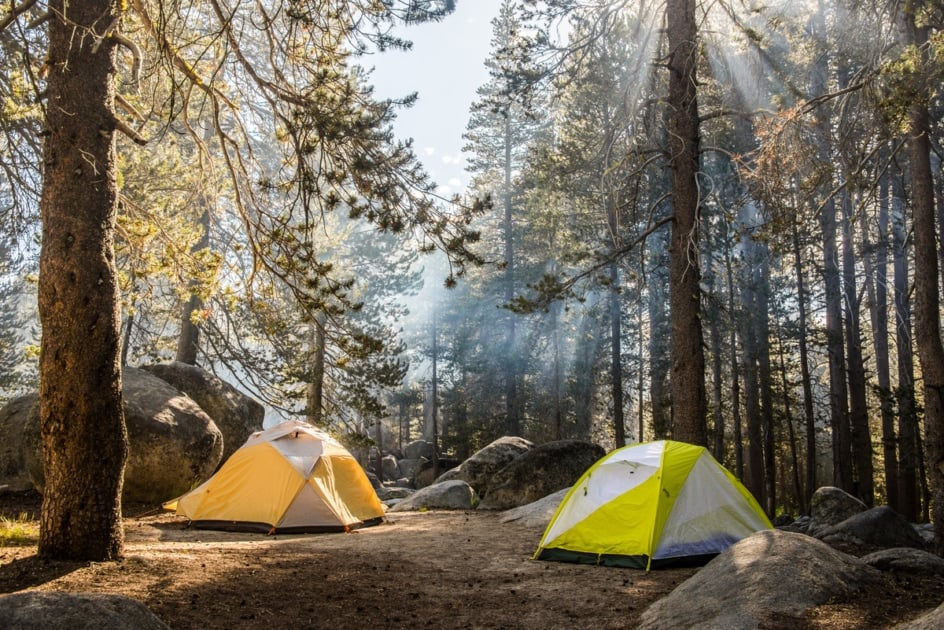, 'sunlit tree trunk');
724,238,744,478
38,0,128,561
865,164,897,511
666,0,707,446
503,116,521,437
648,239,672,440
